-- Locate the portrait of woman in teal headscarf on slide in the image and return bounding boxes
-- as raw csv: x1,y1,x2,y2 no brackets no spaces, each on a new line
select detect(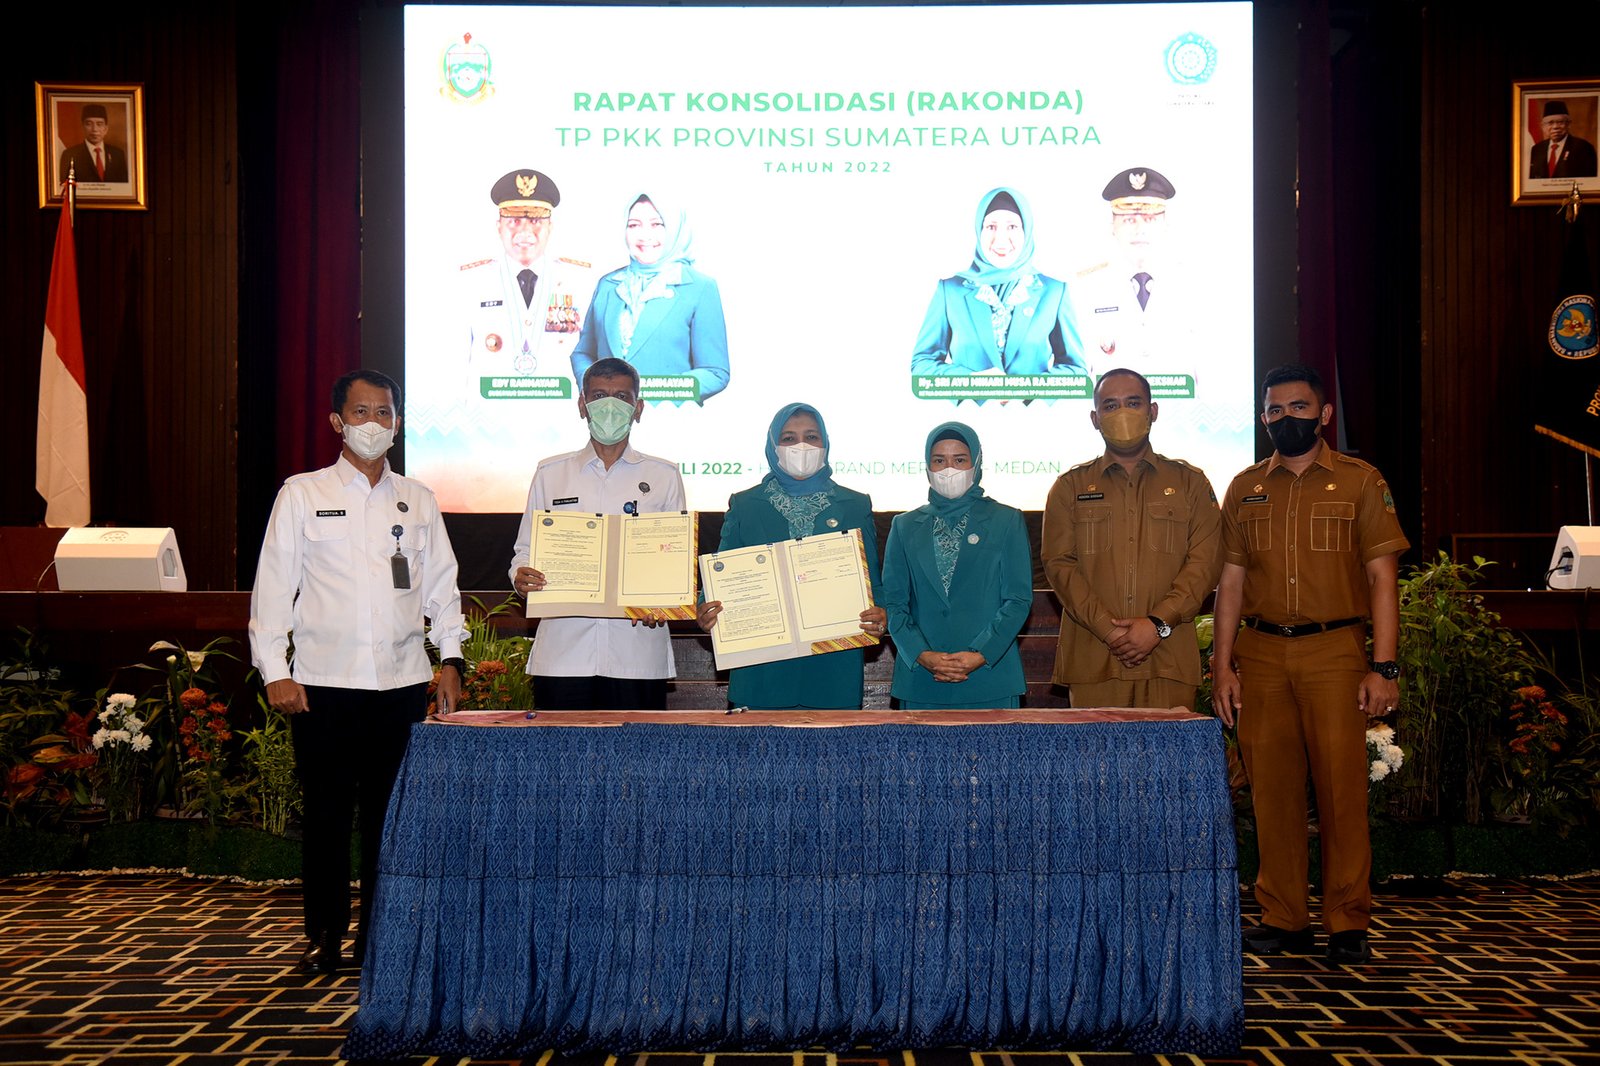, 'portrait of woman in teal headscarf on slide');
571,192,730,402
880,422,1032,710
696,403,887,710
911,186,1087,377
